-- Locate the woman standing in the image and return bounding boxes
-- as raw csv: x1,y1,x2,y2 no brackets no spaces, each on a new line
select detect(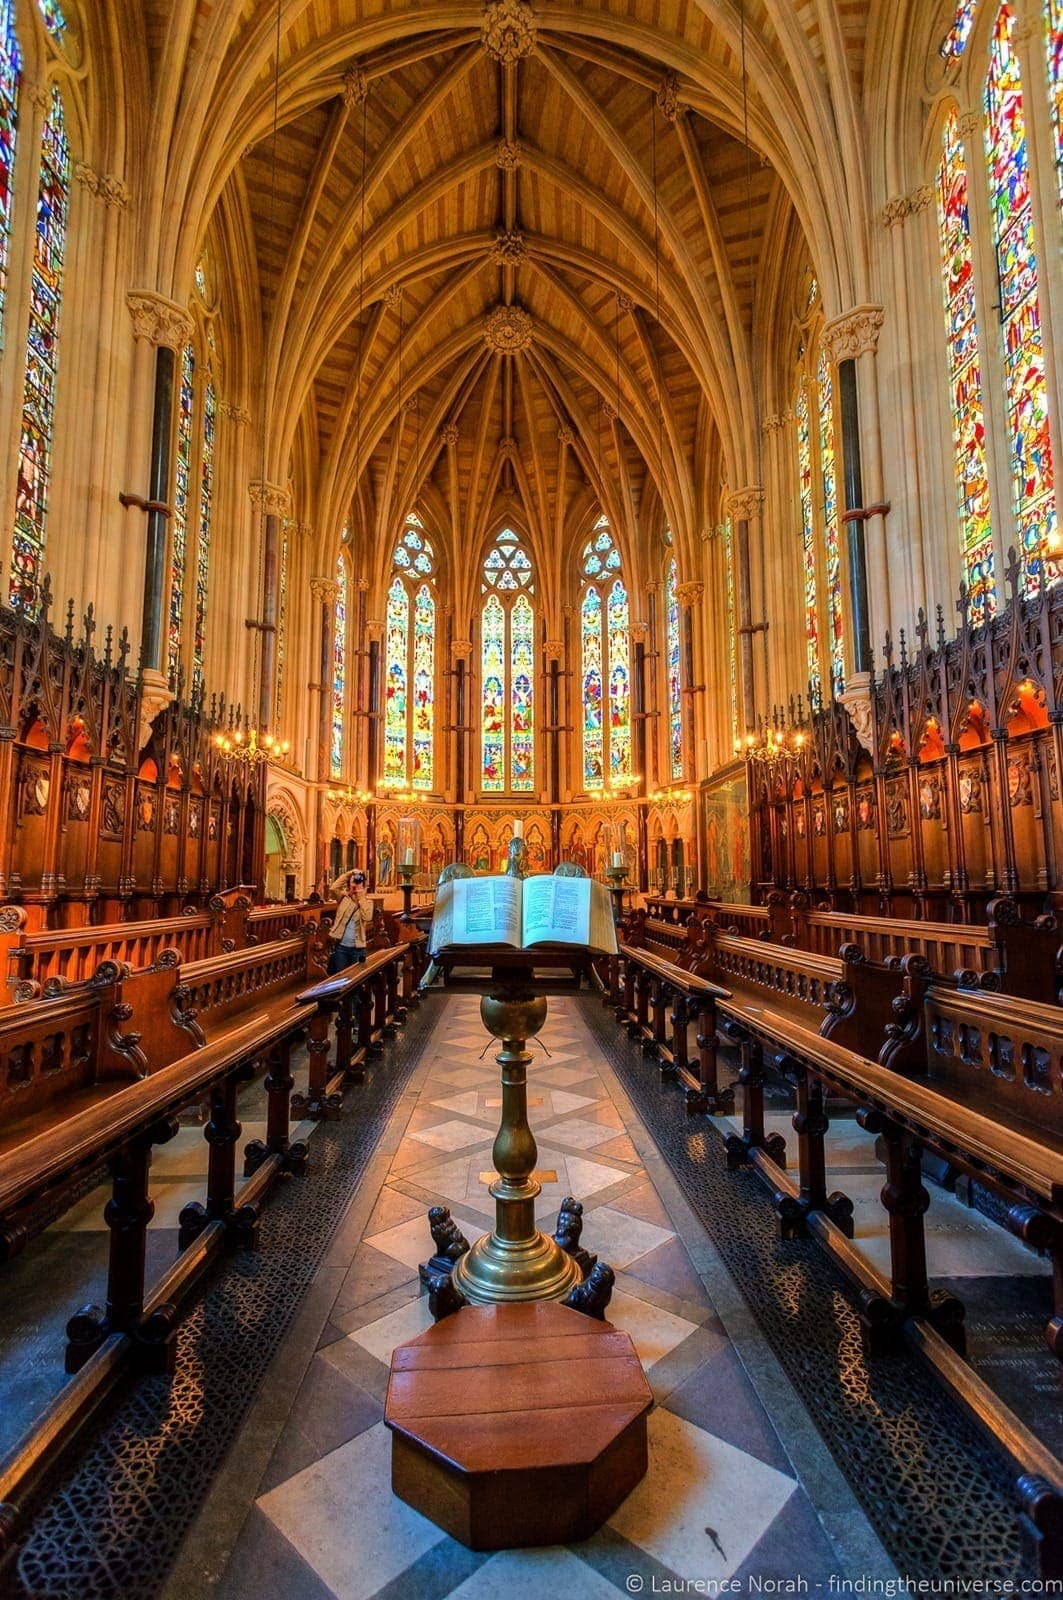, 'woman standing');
326,870,372,974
